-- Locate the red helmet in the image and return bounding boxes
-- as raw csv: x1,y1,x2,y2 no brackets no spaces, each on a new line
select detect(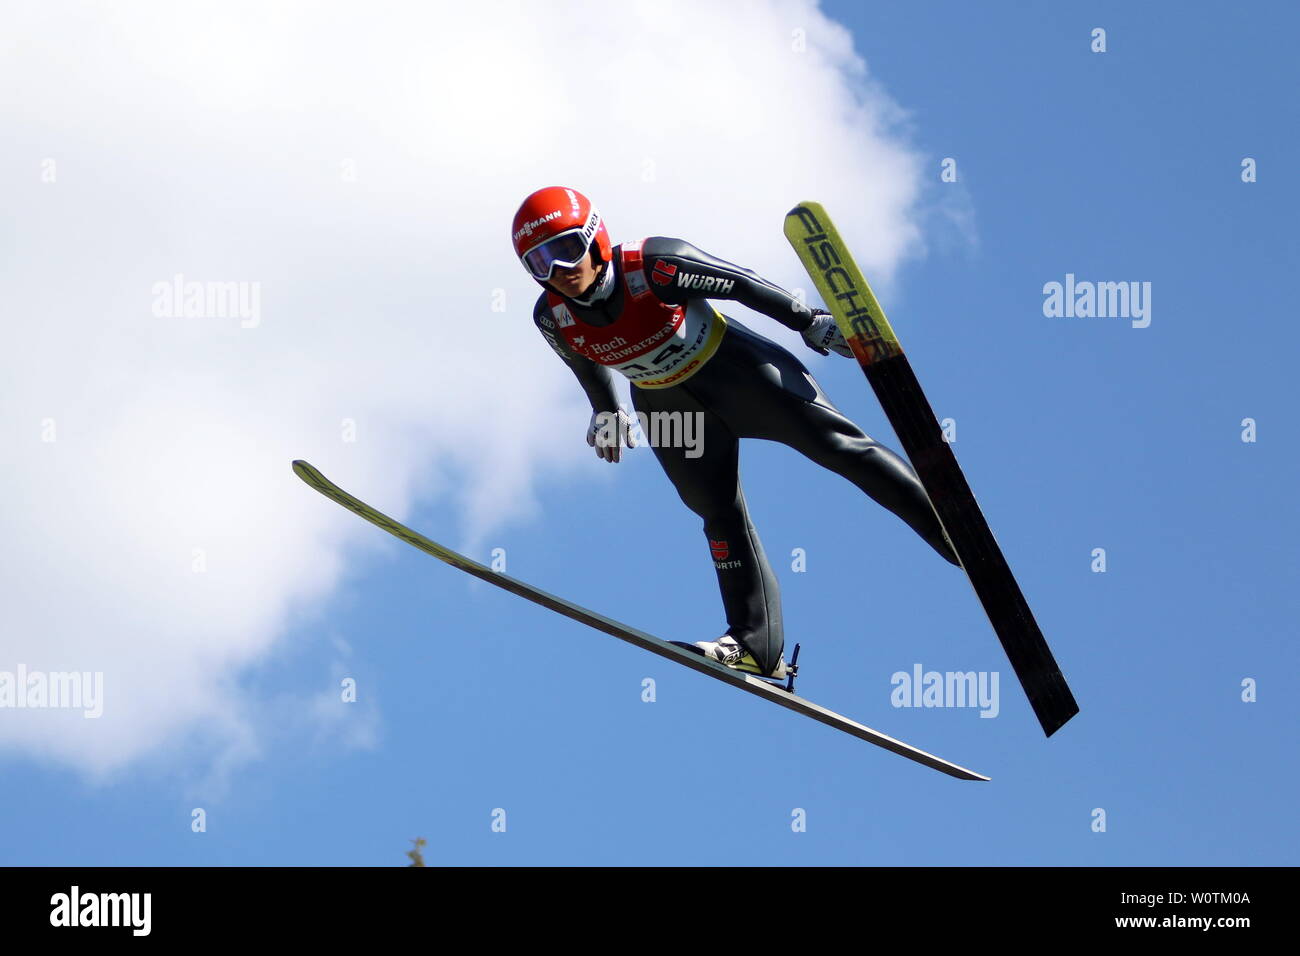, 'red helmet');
511,186,612,282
